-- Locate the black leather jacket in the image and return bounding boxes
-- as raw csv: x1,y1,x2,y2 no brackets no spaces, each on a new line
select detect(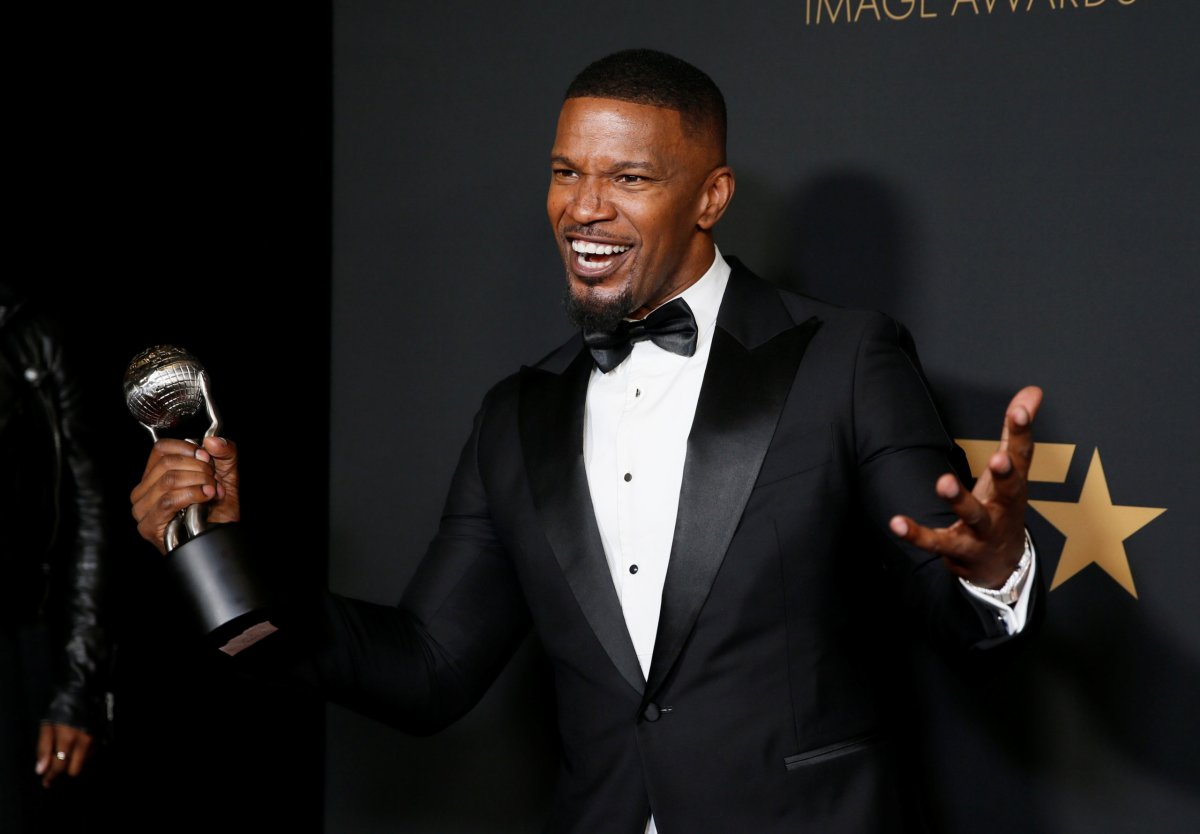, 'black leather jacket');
0,284,109,733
